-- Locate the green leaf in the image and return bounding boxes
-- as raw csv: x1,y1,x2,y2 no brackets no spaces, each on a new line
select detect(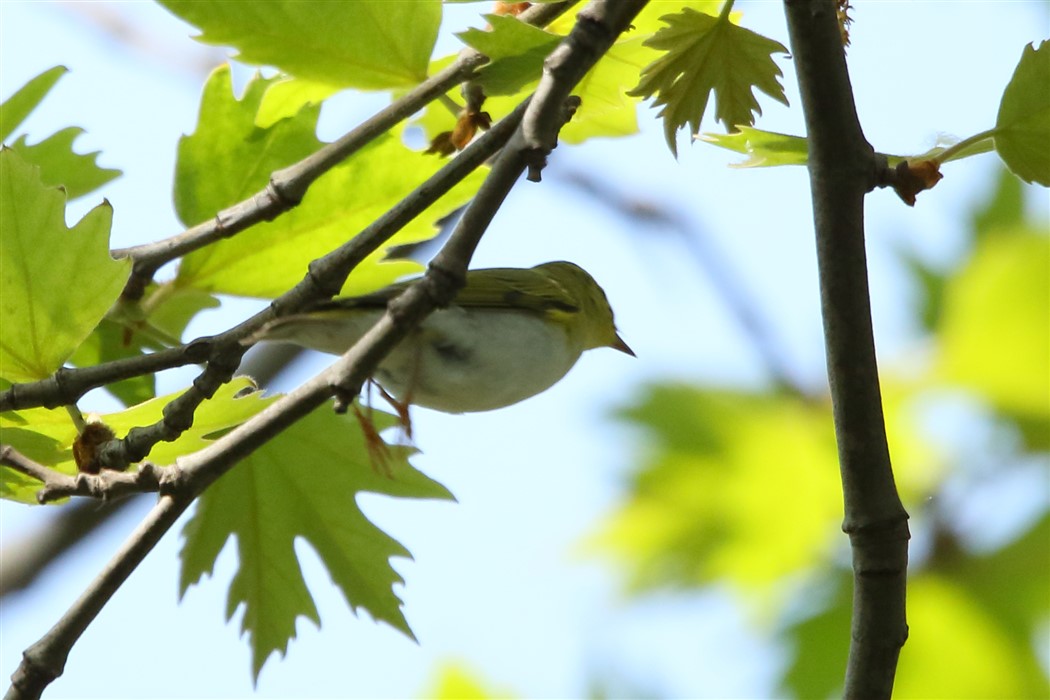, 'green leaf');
894,573,1050,698
457,15,561,96
174,66,323,228
590,387,844,593
0,149,130,383
158,0,440,90
0,66,67,142
178,406,453,681
592,384,940,594
628,6,789,157
427,663,510,700
700,126,808,166
255,78,338,129
779,572,851,699
781,547,1050,700
972,166,1026,240
702,126,999,169
10,128,120,200
174,68,483,299
995,41,1050,186
937,229,1050,448
0,378,269,503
